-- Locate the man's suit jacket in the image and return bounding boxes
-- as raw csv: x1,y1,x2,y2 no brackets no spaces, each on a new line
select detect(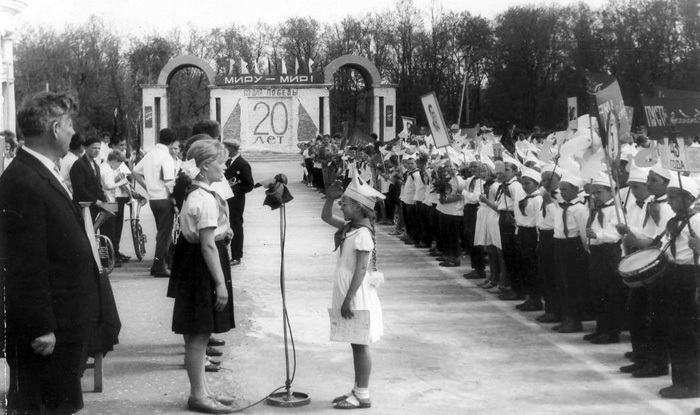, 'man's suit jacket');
224,155,254,211
0,149,101,346
70,155,107,219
